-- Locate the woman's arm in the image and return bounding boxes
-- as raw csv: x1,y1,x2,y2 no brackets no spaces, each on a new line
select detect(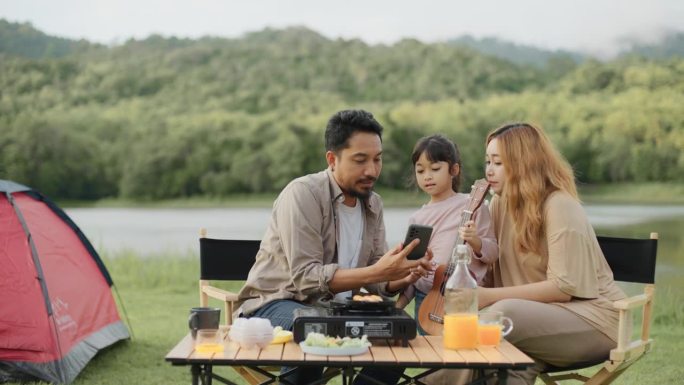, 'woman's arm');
478,280,571,309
